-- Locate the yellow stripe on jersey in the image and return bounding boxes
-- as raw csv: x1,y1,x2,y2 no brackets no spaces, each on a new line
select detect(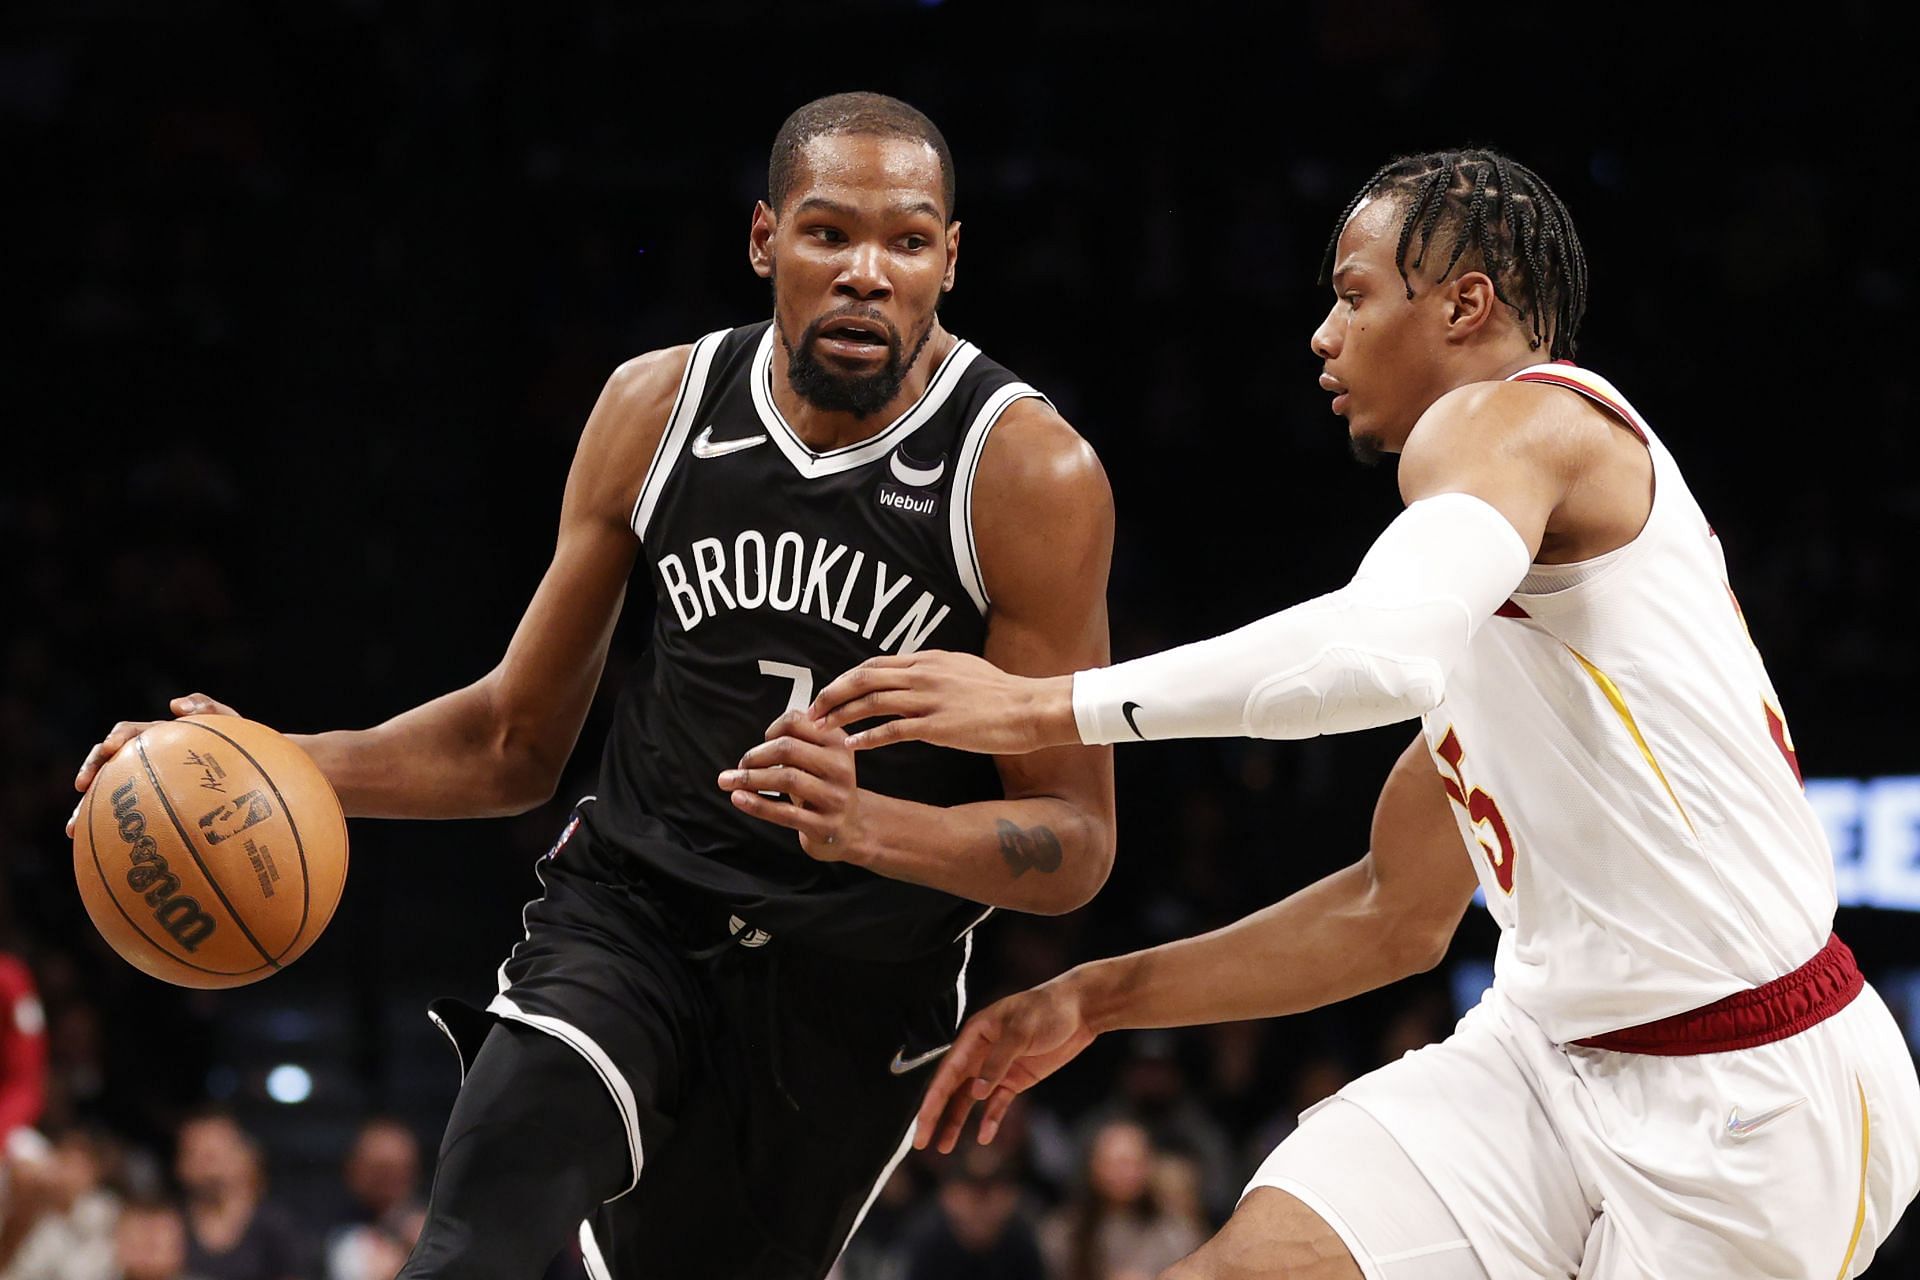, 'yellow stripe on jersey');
1835,1077,1870,1279
1562,644,1697,836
